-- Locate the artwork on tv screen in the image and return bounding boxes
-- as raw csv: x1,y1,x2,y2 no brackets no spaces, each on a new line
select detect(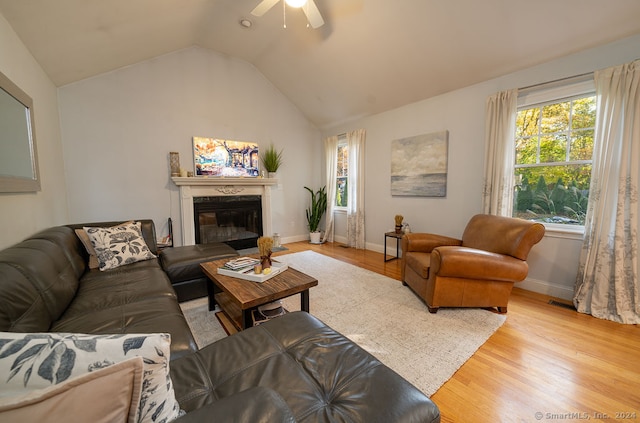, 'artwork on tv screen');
193,137,260,177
